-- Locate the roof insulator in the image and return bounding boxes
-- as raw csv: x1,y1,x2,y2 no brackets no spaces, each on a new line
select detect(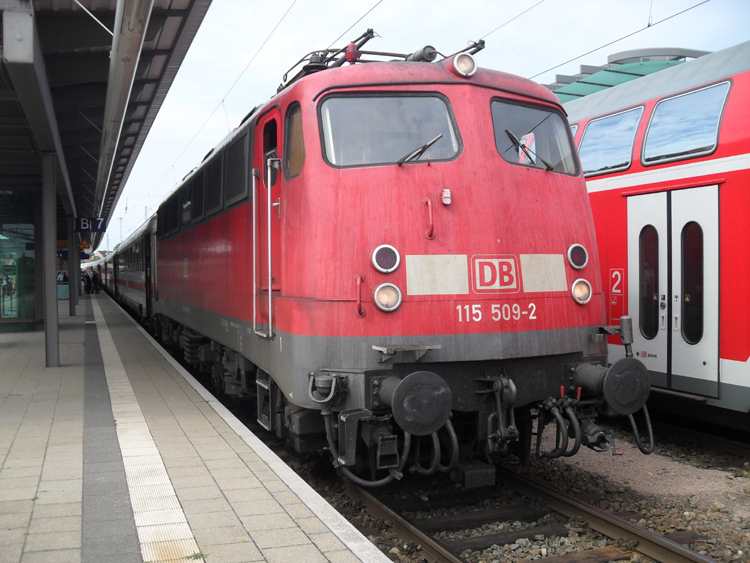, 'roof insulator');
345,42,361,64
